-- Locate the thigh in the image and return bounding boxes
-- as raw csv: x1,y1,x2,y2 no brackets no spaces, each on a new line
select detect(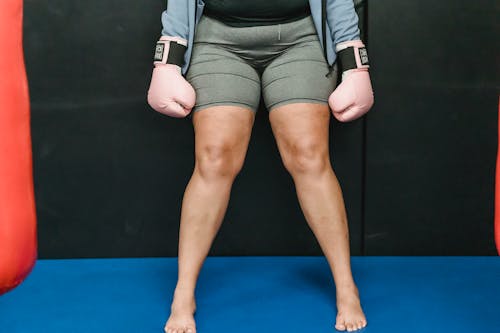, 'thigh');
268,102,331,165
261,37,338,112
192,104,255,169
